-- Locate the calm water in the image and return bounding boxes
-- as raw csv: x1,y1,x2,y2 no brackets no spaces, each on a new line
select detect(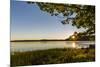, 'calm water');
11,41,95,52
